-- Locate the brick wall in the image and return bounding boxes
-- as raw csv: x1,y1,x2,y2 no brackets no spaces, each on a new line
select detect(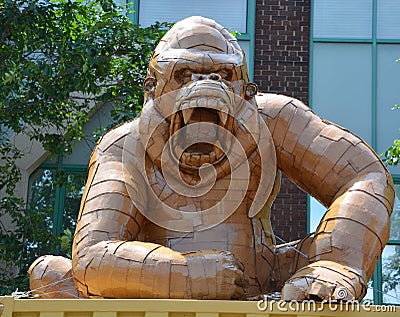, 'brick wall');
254,0,311,242
270,175,308,243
